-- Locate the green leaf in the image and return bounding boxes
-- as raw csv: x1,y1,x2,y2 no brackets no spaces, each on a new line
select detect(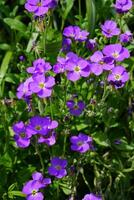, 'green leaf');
0,43,11,50
85,0,96,35
63,0,74,20
92,132,110,147
8,191,26,198
4,18,27,32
